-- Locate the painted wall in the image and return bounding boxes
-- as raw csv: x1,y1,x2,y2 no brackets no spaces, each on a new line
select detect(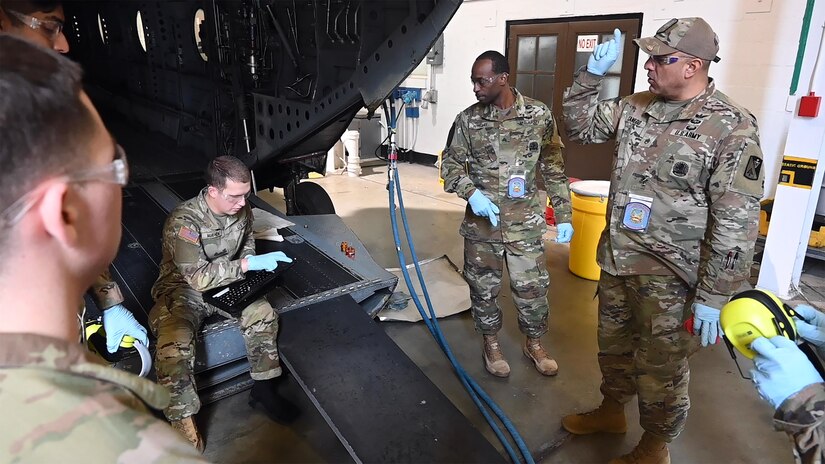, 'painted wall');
407,0,821,198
